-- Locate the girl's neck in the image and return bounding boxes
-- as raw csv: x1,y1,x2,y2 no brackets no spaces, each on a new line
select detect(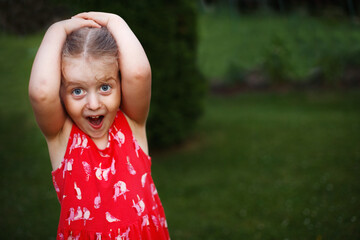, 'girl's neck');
92,134,109,150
